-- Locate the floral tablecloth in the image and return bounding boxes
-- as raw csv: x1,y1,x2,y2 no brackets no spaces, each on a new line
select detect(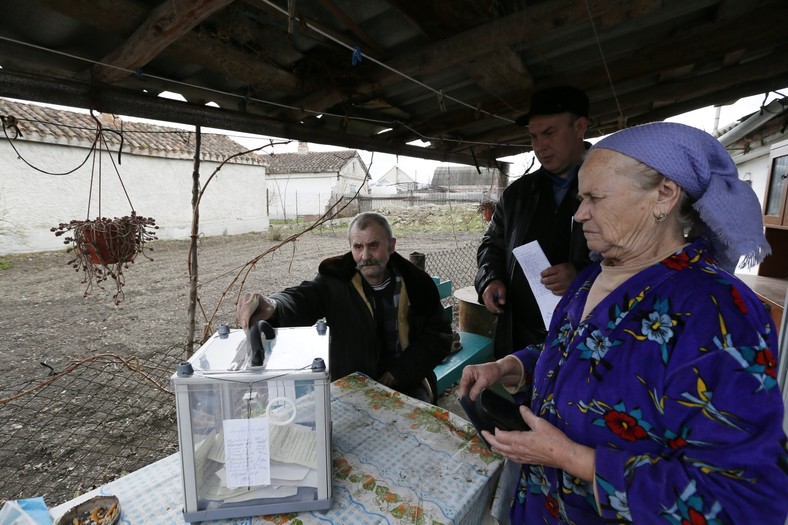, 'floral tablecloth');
51,373,504,524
